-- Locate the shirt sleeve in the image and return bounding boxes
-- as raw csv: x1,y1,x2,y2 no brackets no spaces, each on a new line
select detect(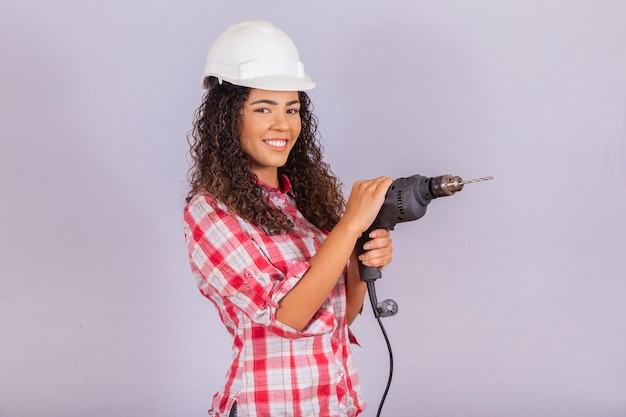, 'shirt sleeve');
184,195,333,339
